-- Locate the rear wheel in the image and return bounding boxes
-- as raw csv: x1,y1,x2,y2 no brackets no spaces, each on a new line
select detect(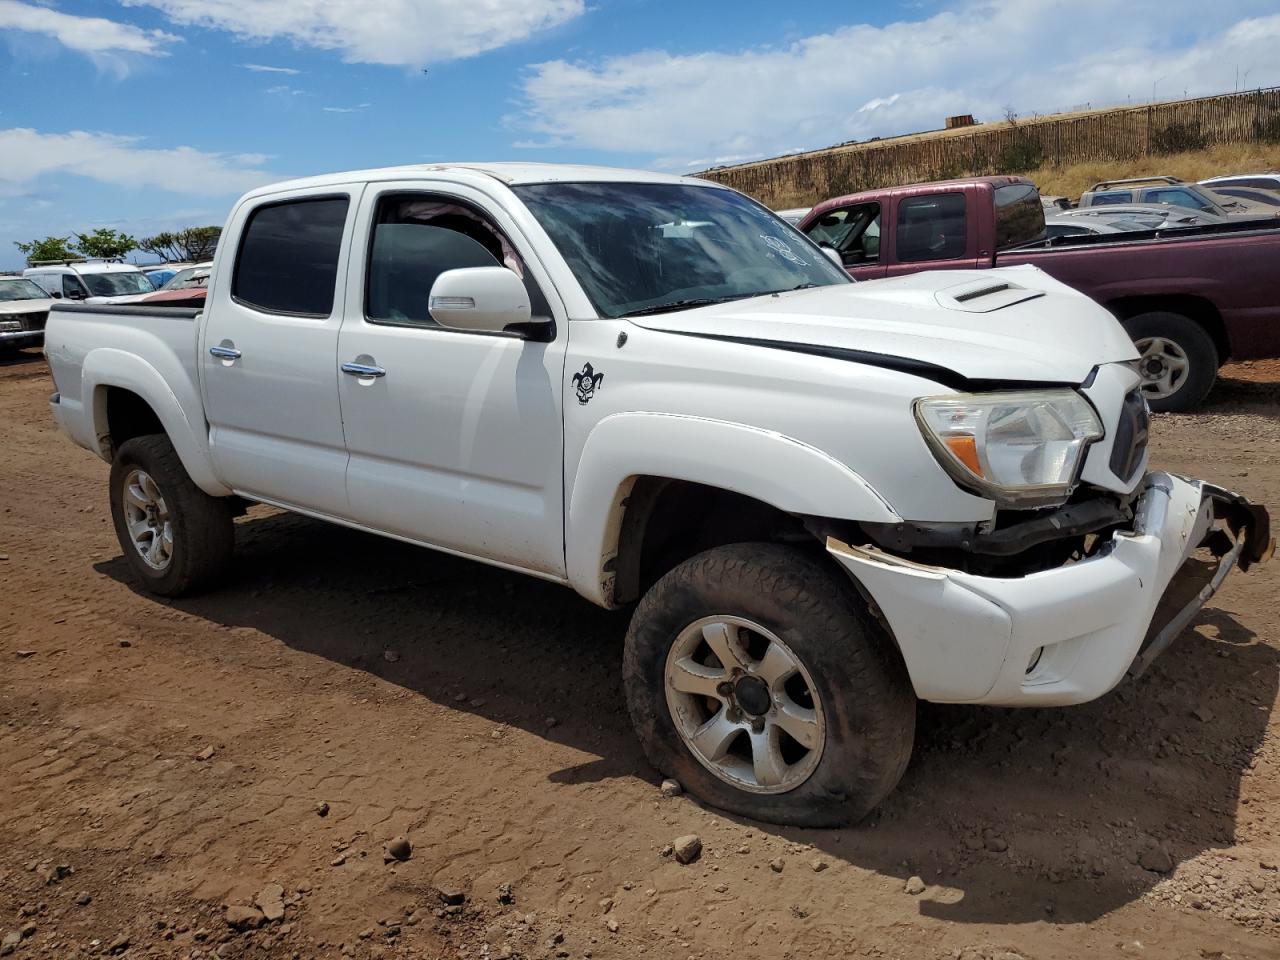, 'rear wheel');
623,543,915,827
109,434,234,597
1122,311,1218,413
